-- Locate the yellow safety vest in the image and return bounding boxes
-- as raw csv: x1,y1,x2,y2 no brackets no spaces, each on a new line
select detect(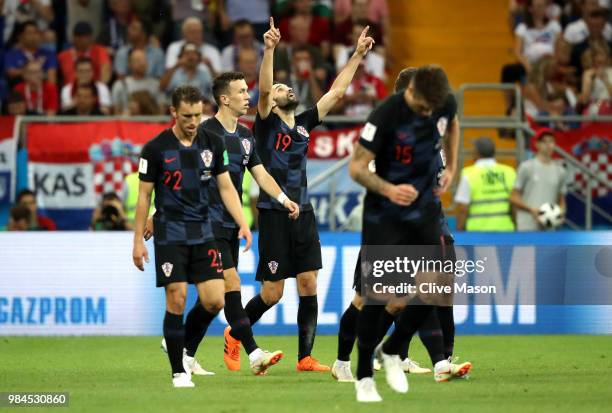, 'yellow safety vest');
464,163,516,231
124,172,154,222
